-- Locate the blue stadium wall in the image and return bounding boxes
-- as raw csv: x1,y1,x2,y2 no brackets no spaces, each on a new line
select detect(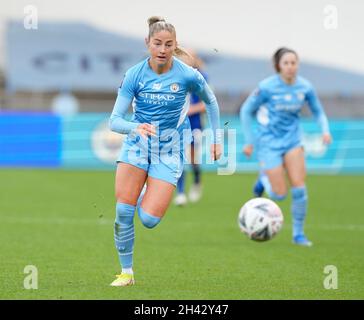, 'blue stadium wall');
1,112,364,174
